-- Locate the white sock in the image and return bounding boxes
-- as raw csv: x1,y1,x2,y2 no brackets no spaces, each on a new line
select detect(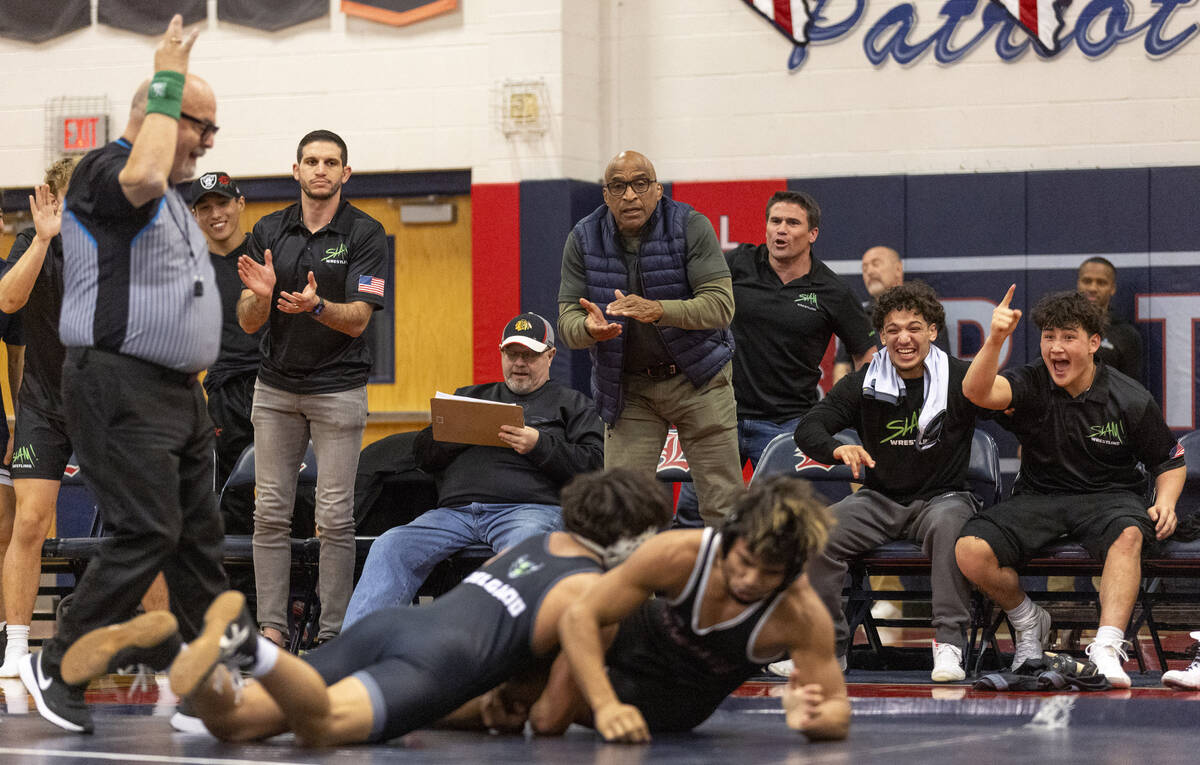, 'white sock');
1095,625,1124,644
4,625,30,659
1006,596,1036,627
251,636,279,678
